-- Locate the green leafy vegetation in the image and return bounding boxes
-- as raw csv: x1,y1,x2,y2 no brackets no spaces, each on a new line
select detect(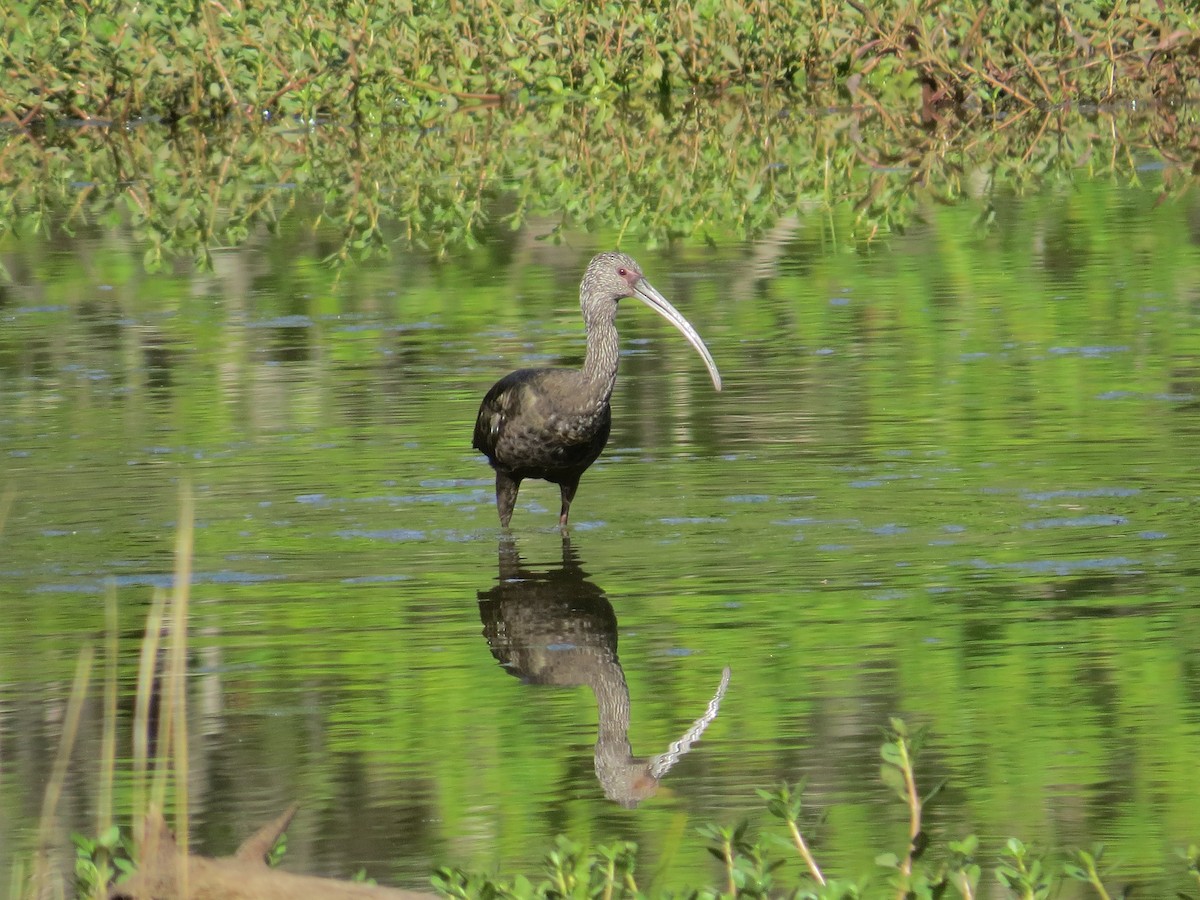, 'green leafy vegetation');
2,96,1197,272
4,2,1199,271
72,825,133,899
4,0,1198,125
